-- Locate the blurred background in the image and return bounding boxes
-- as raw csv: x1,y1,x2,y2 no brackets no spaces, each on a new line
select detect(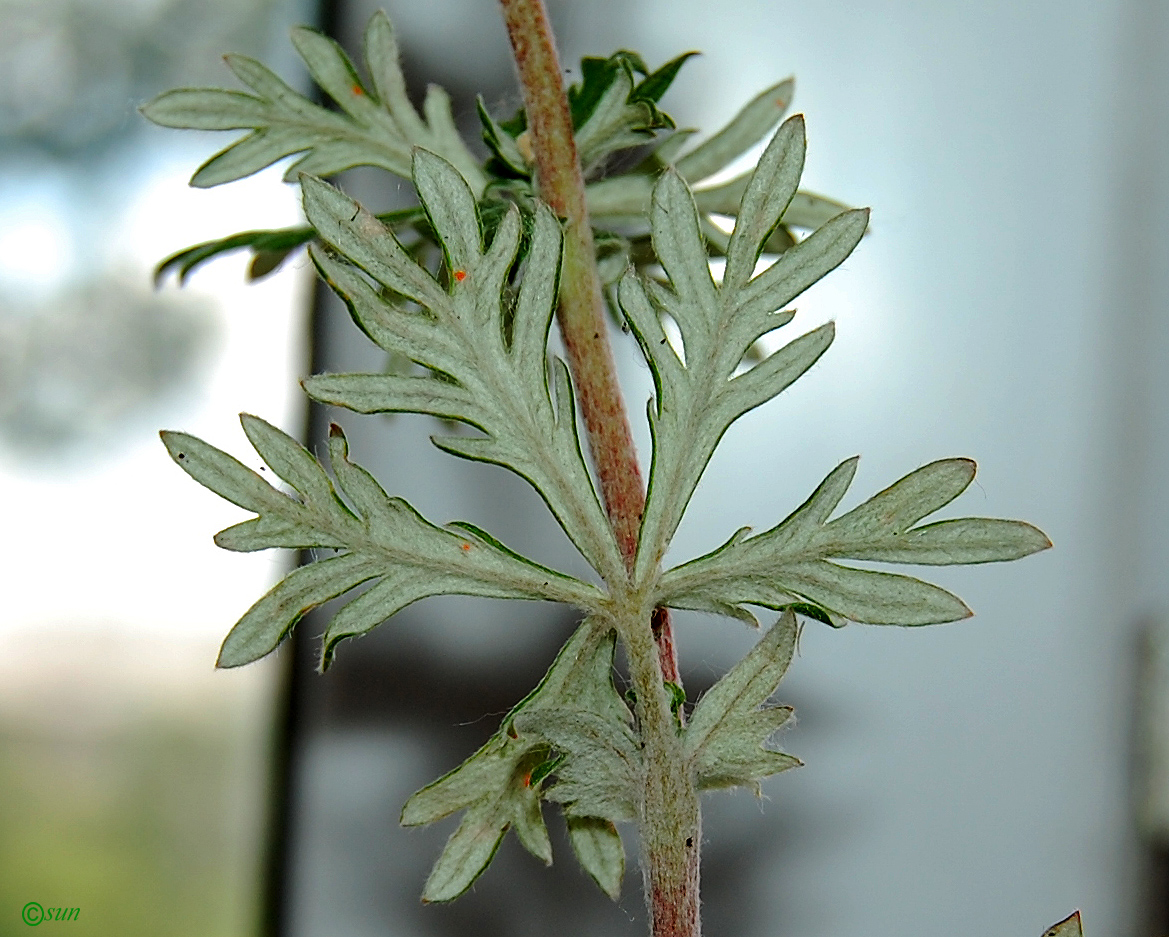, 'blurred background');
2,0,1168,935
